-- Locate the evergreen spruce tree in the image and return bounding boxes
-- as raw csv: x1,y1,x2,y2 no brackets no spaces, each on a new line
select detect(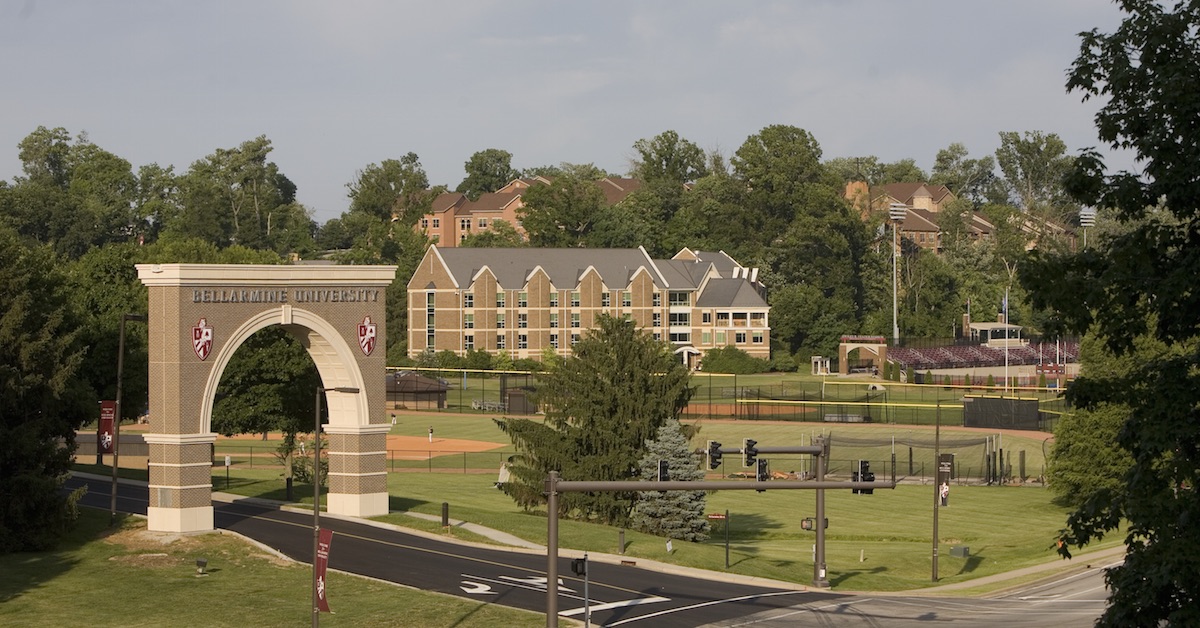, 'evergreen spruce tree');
496,315,693,525
629,418,710,541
